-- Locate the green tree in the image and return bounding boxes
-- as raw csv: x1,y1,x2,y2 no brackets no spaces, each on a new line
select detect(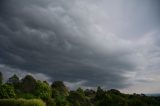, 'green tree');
107,89,121,95
51,81,69,96
77,87,85,97
68,91,91,106
95,86,105,100
7,74,20,90
0,84,16,99
7,74,19,84
55,95,69,106
21,75,36,93
127,98,146,106
84,89,96,97
51,81,69,106
34,80,52,100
